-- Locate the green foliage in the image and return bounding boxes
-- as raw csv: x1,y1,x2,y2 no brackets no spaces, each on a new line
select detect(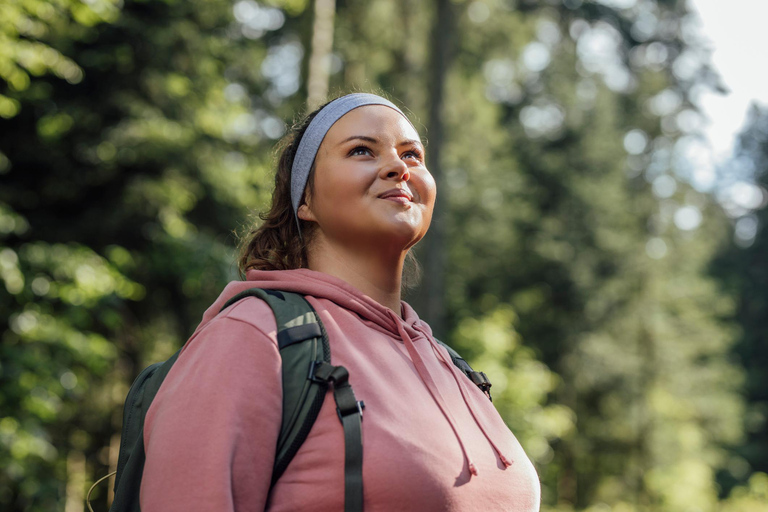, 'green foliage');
0,0,121,118
719,472,768,512
0,205,137,509
453,306,574,467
